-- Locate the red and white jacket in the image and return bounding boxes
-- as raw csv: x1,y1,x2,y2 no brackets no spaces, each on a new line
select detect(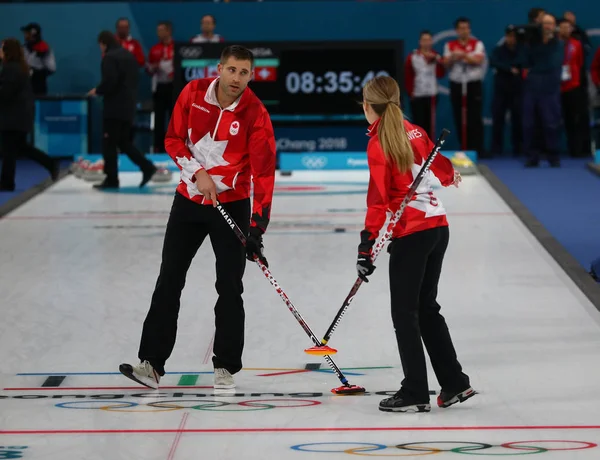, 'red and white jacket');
443,38,487,83
363,118,455,241
561,37,583,93
165,77,277,233
404,50,445,98
118,35,145,67
147,40,174,90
